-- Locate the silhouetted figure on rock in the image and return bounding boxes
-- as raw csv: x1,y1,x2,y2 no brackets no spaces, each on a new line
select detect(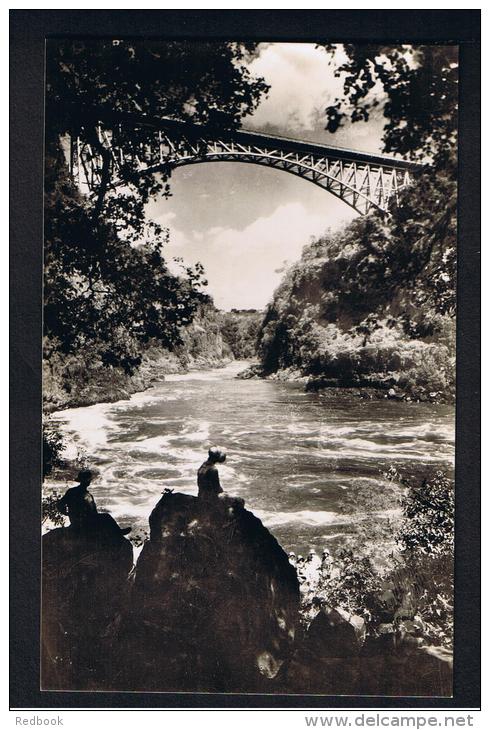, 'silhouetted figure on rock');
197,446,226,501
57,469,98,532
197,447,245,513
43,469,133,690
58,469,131,535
